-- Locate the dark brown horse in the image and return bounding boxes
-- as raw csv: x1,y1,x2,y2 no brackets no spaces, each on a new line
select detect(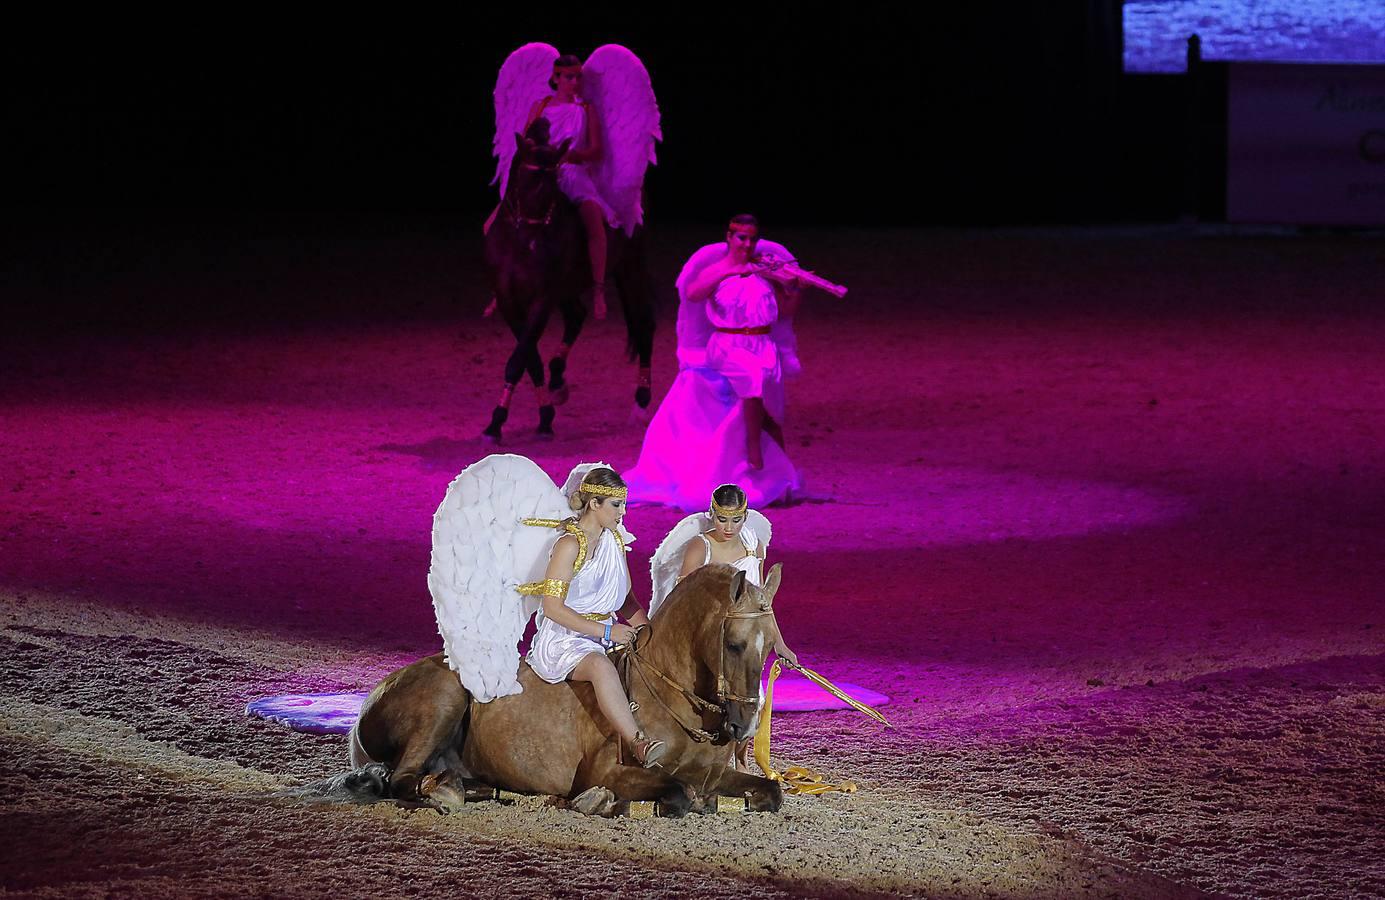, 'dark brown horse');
481,121,657,444
340,564,786,817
